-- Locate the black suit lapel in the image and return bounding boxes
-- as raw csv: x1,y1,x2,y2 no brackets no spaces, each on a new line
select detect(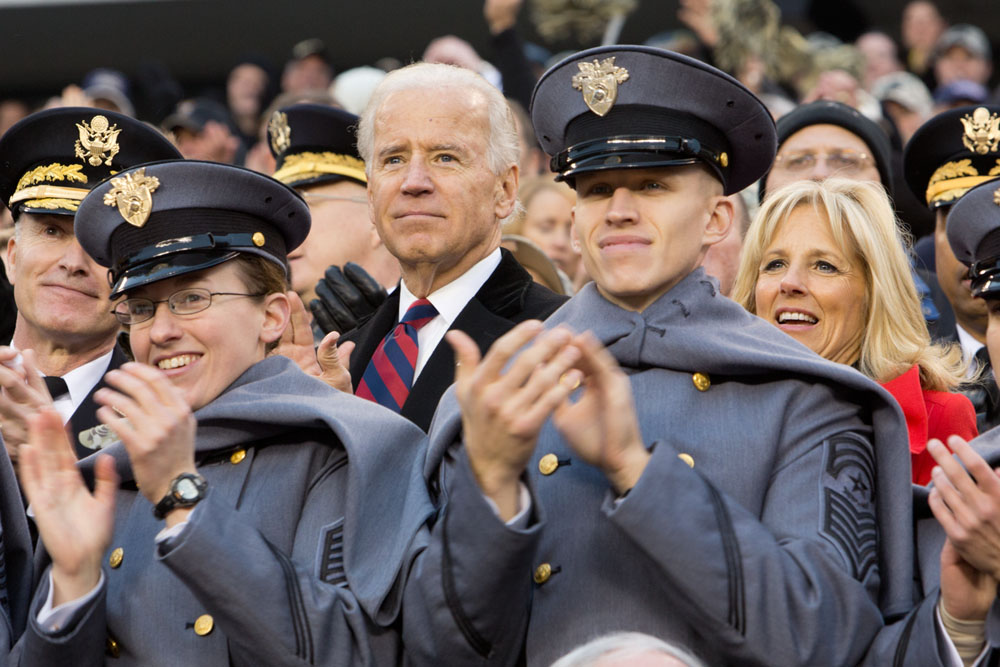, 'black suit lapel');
68,345,127,459
346,290,401,391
